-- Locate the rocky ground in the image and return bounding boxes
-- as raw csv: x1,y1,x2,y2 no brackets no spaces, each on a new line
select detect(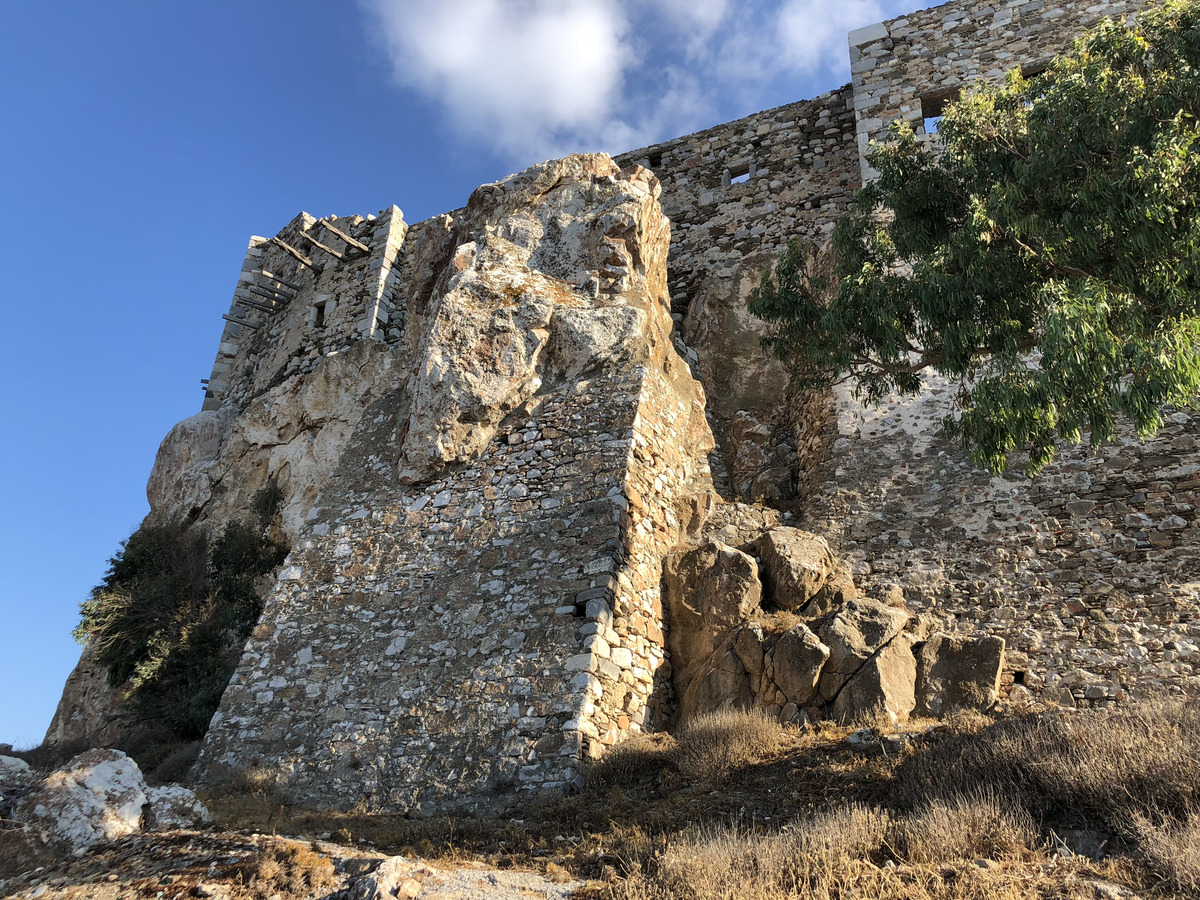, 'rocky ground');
6,702,1199,899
